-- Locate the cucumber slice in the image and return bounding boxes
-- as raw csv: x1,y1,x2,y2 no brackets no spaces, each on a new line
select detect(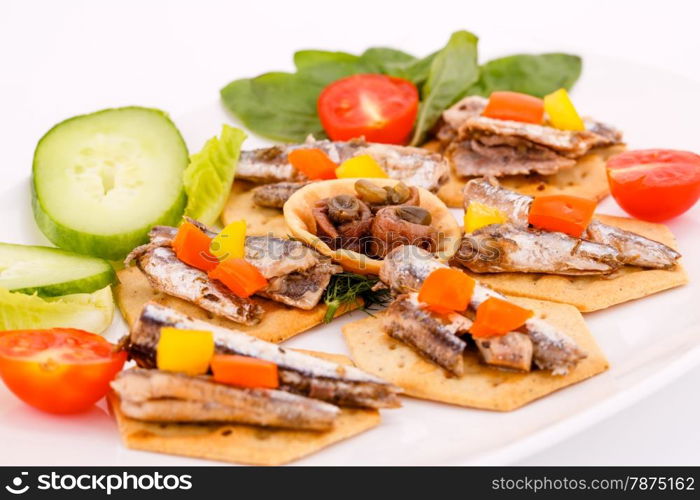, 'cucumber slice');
32,107,188,260
0,242,115,296
0,286,114,334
